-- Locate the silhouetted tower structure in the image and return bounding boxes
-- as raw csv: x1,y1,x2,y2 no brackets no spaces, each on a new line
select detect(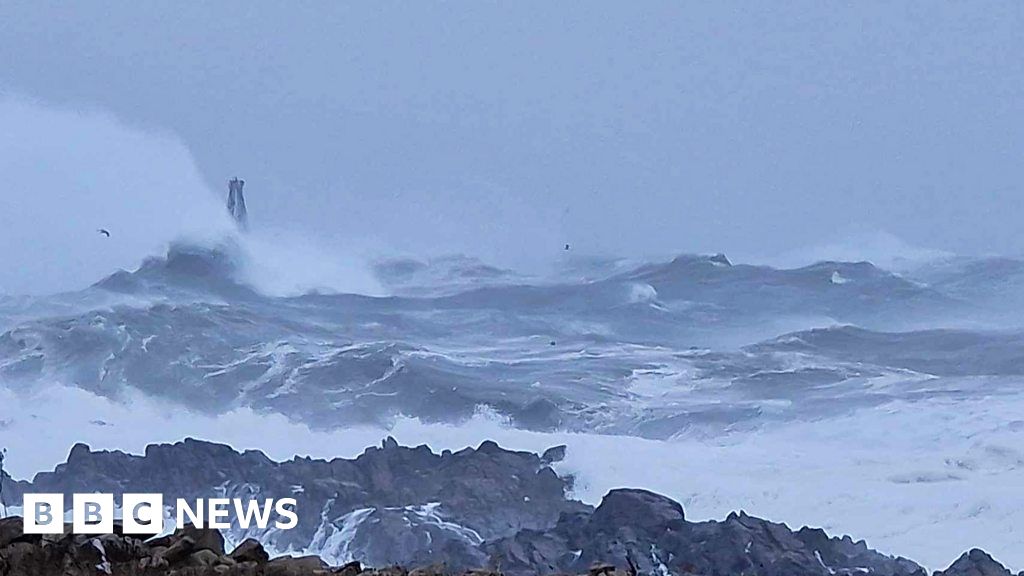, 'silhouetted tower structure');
0,448,6,518
227,177,248,231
